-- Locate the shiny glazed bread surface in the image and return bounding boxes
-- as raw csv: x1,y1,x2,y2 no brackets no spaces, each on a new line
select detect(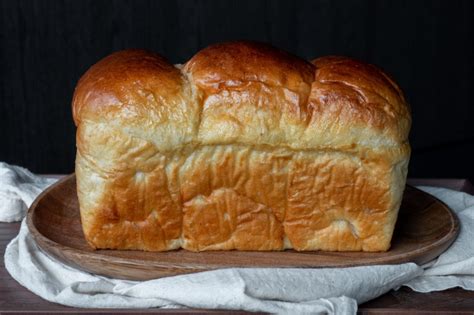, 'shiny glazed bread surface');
73,41,411,252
